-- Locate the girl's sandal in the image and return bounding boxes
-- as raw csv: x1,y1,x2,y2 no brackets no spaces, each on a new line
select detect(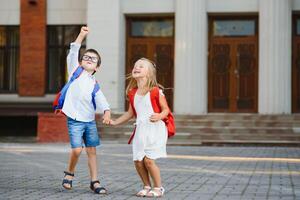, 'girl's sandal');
62,171,74,190
90,180,107,194
146,187,165,198
136,185,151,197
